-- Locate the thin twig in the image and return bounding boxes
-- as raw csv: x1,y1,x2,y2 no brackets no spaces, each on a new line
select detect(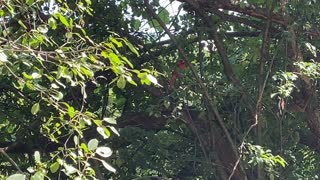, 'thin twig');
0,148,22,172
